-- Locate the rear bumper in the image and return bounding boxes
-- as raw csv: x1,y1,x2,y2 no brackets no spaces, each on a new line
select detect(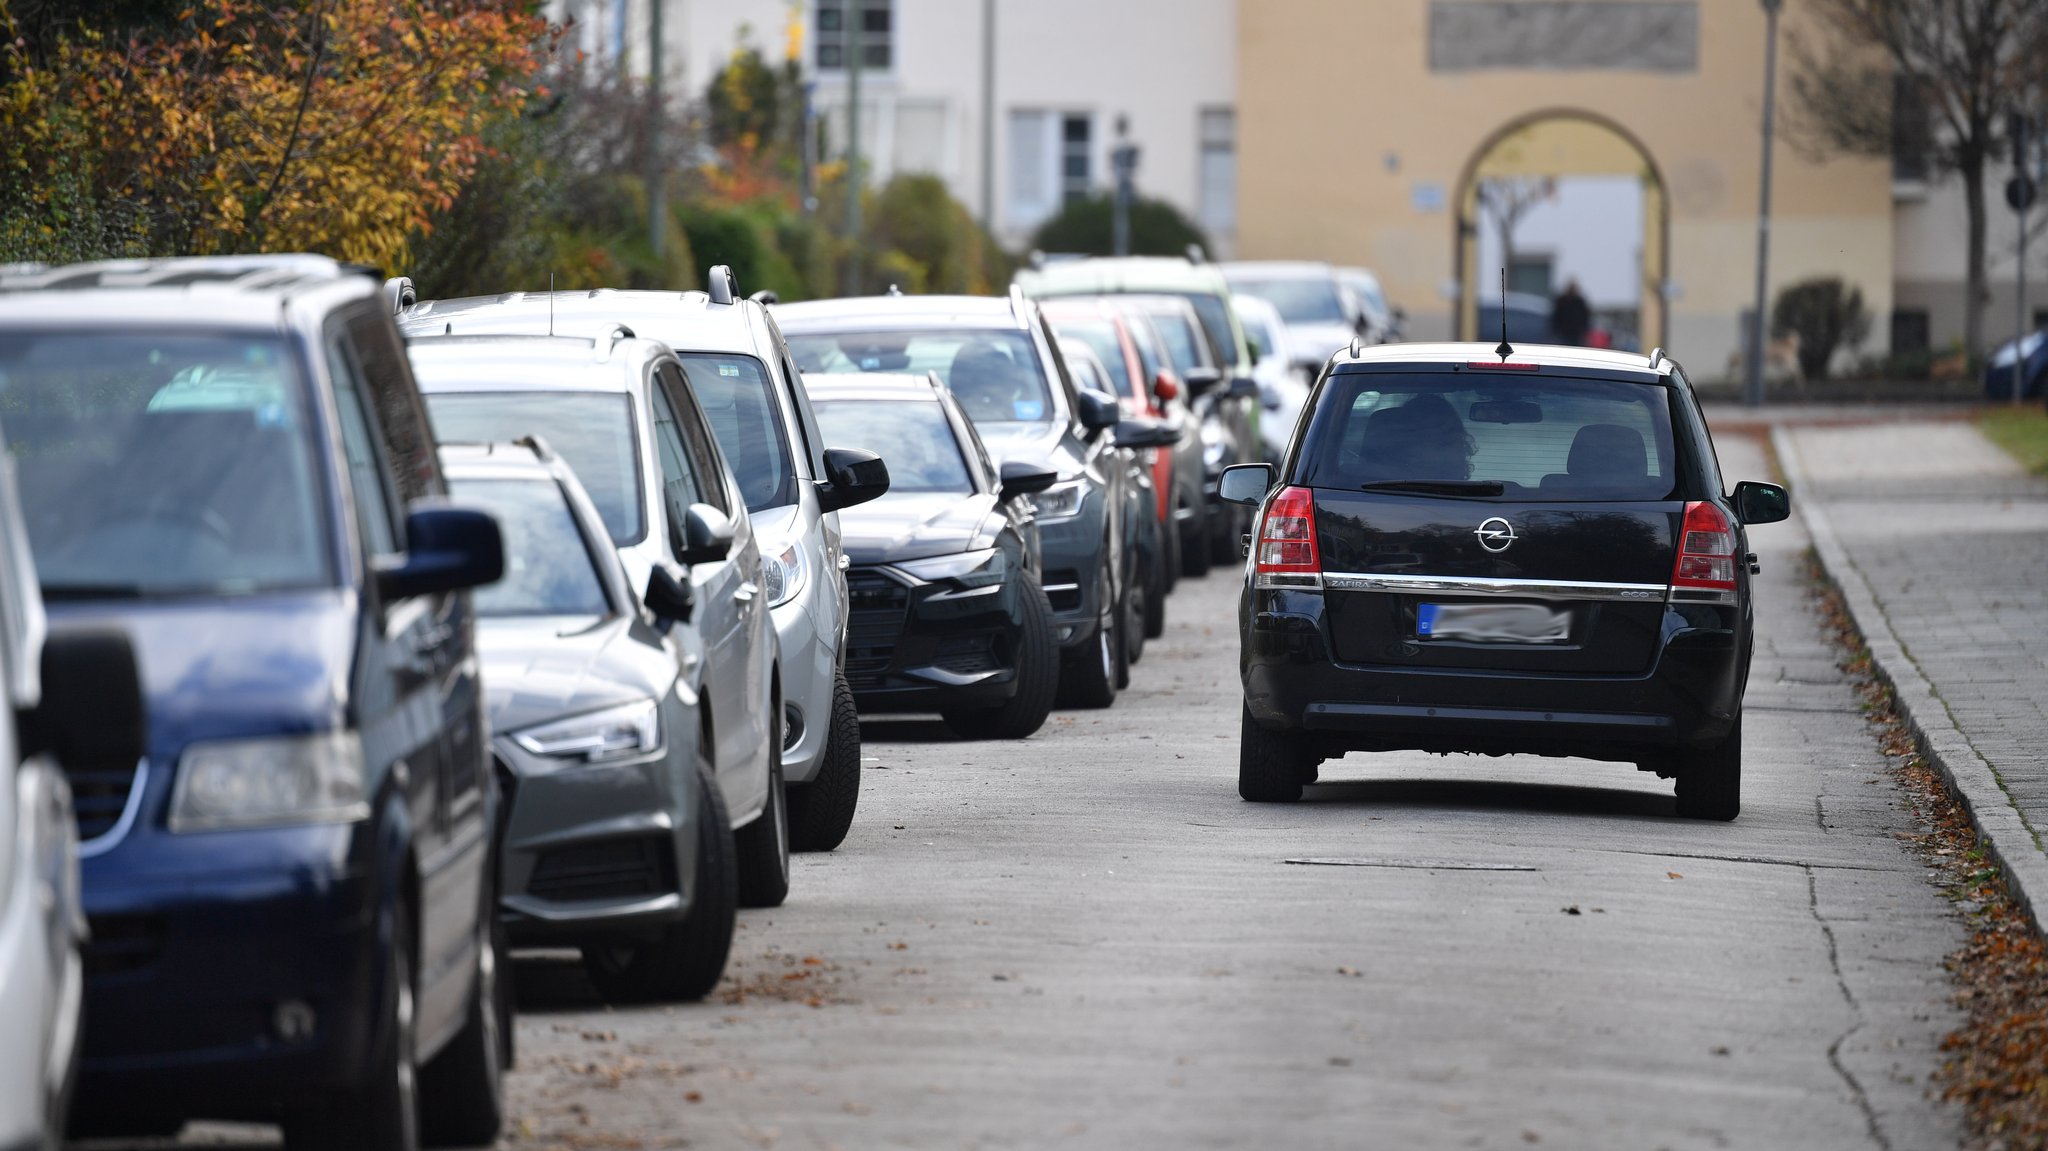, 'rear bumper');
1242,589,1745,762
